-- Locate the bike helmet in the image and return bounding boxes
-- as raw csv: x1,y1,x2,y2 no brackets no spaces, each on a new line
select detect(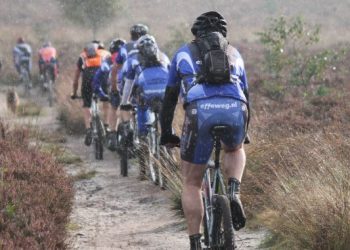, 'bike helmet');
17,37,24,44
109,38,126,54
191,11,227,37
42,41,52,47
92,40,105,49
130,24,149,40
136,34,158,57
